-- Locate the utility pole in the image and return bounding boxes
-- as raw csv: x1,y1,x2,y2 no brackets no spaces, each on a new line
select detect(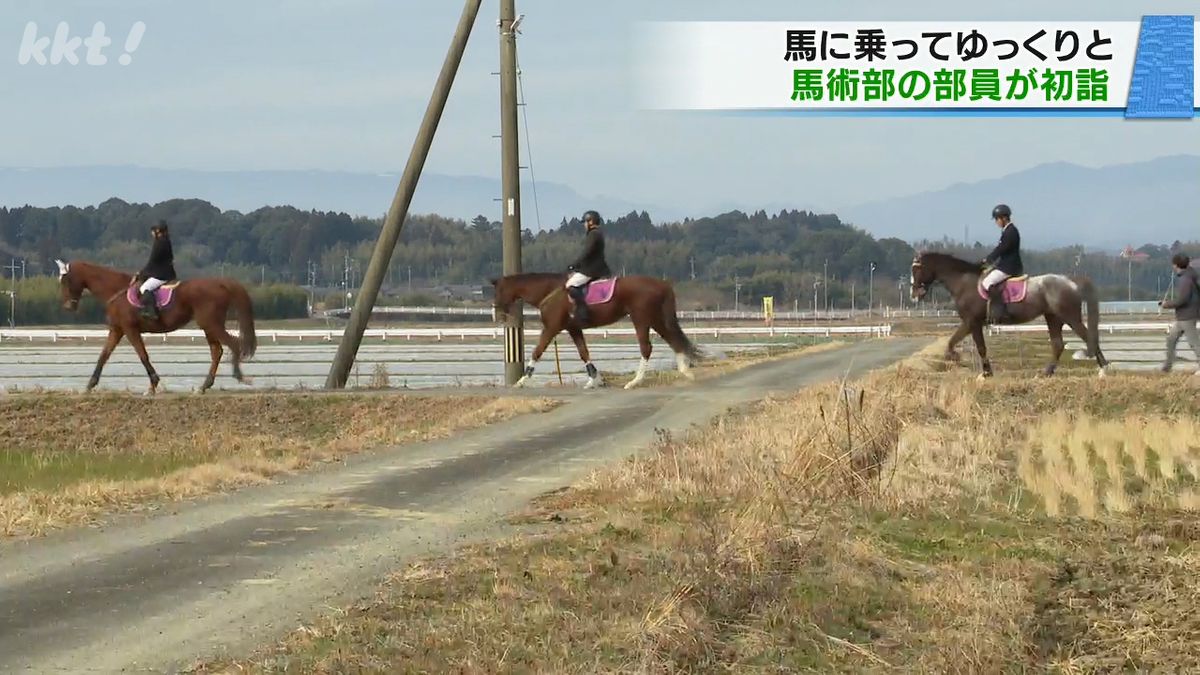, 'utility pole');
499,0,524,385
868,261,876,317
325,0,483,388
5,258,17,327
734,274,741,313
689,256,696,280
823,259,828,311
